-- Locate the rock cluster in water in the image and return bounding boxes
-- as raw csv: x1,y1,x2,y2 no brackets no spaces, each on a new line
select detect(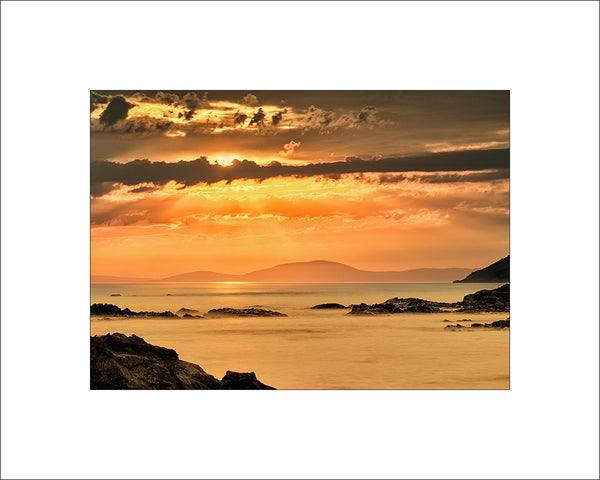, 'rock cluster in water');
91,304,287,318
445,318,510,329
90,333,275,390
347,284,509,315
